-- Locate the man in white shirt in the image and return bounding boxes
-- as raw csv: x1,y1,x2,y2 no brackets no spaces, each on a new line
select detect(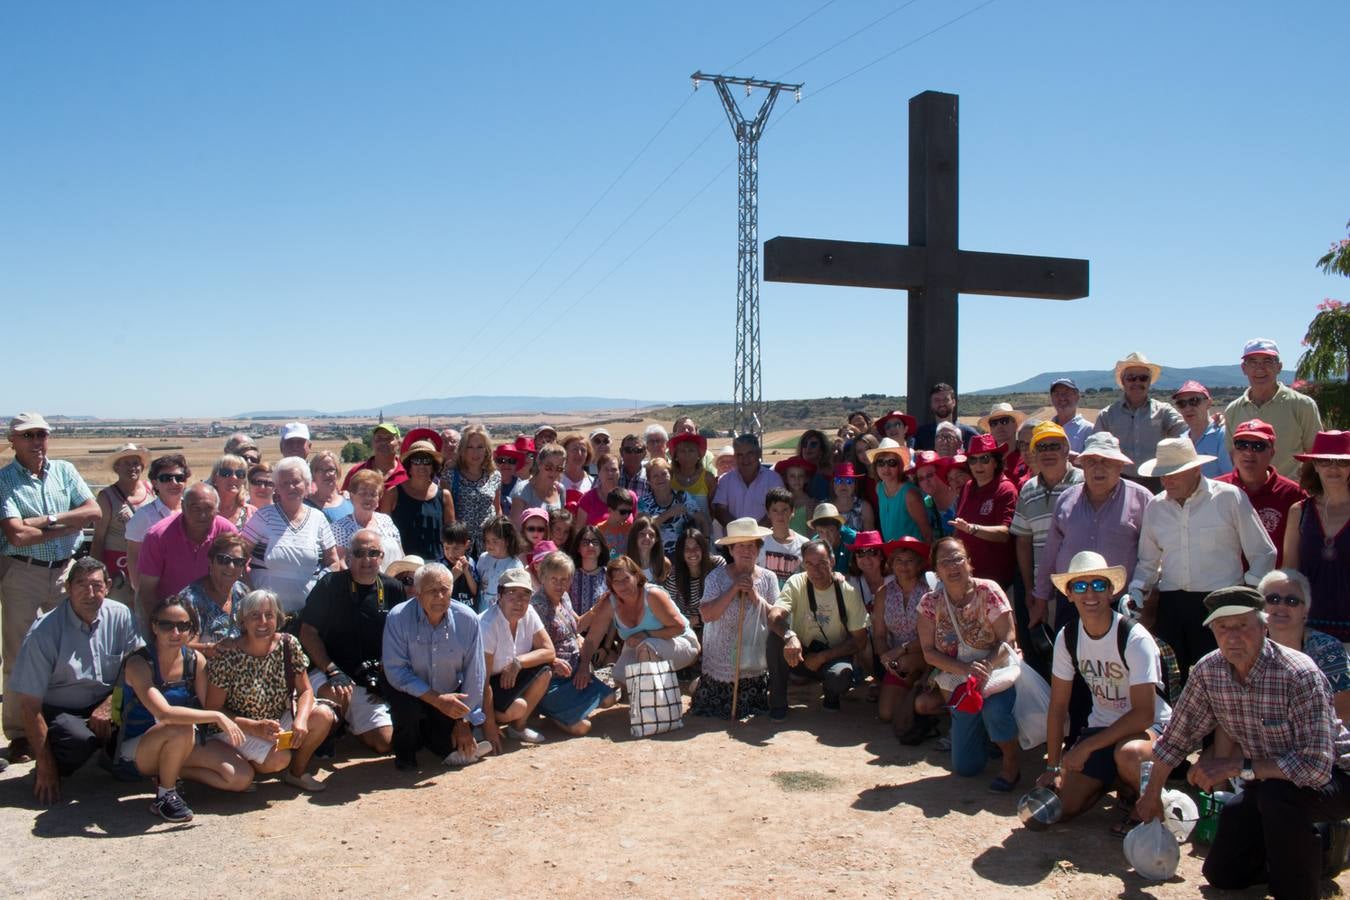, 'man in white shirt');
1126,437,1276,680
